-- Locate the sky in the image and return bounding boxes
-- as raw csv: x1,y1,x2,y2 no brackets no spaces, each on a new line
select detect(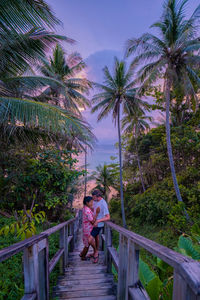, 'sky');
46,0,199,169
